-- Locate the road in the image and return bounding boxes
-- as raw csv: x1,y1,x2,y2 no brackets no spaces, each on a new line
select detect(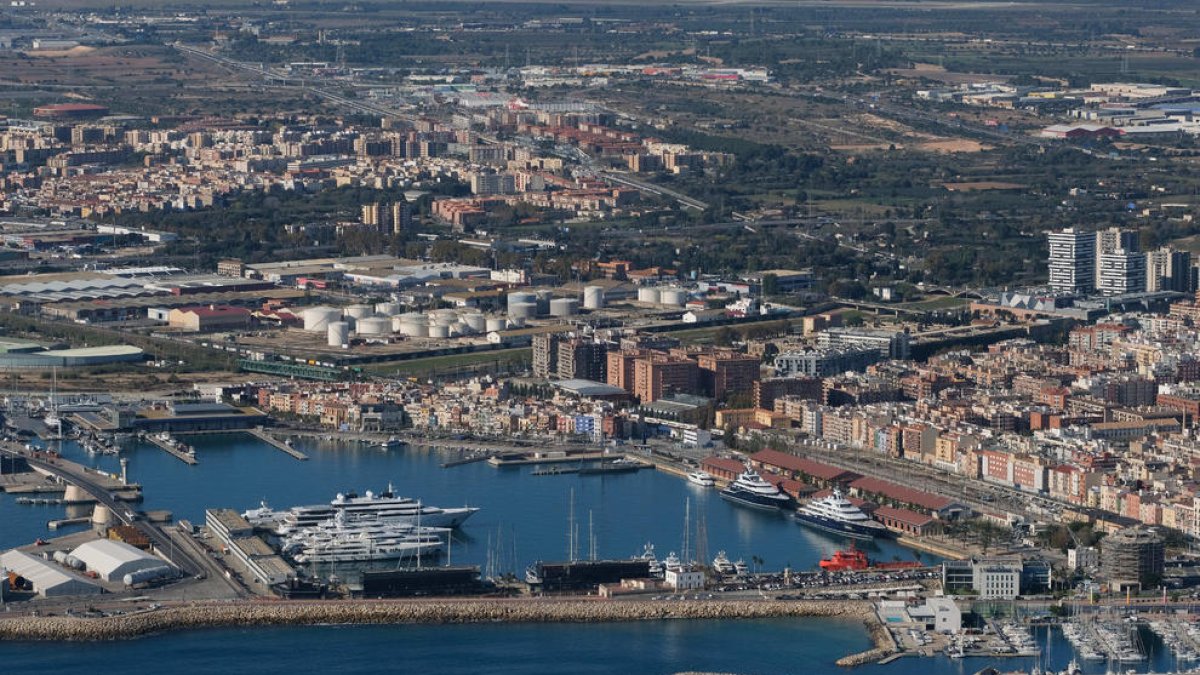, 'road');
0,444,221,585
173,43,416,123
